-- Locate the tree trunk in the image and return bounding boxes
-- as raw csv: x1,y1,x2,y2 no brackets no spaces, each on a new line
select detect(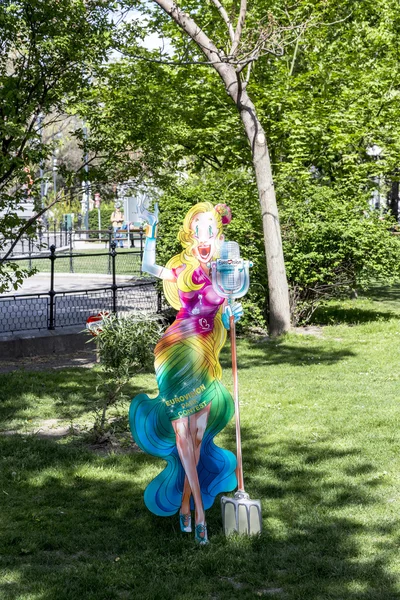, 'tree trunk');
152,0,291,334
238,92,291,336
206,64,292,335
389,177,399,223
